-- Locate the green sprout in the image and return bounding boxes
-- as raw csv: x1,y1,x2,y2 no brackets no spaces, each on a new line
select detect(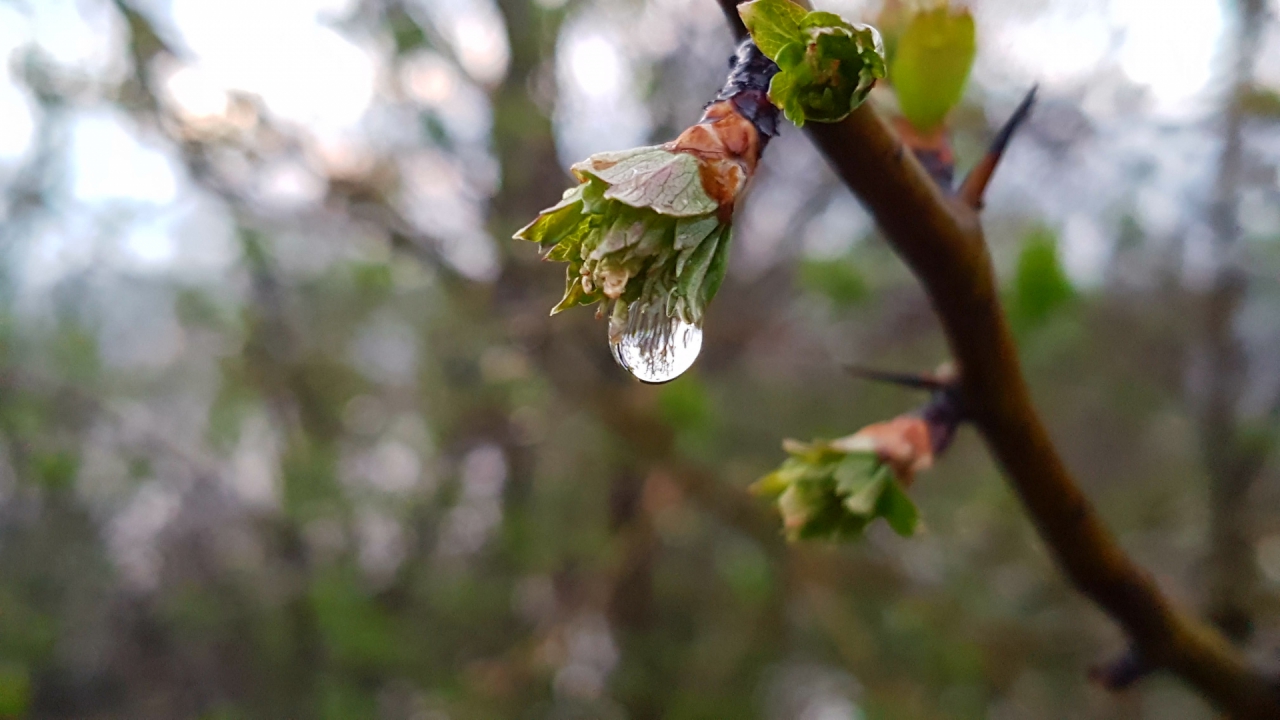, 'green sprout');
890,5,976,133
739,0,886,126
513,146,731,340
753,436,920,541
515,41,774,382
